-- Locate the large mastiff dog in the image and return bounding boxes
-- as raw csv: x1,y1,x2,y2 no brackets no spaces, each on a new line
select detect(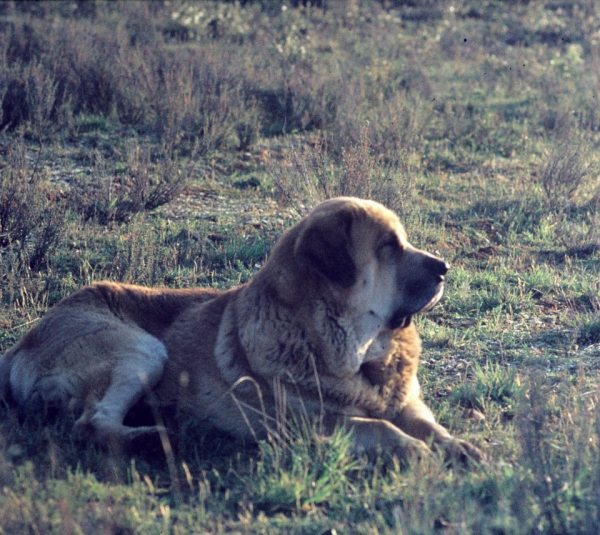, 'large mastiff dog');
0,197,482,463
